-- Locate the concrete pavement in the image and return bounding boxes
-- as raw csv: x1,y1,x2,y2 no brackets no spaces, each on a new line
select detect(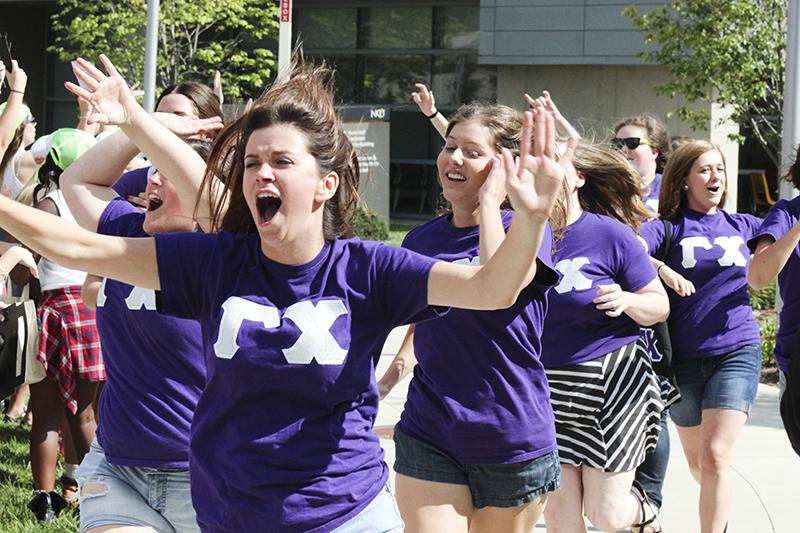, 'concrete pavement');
374,326,800,533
